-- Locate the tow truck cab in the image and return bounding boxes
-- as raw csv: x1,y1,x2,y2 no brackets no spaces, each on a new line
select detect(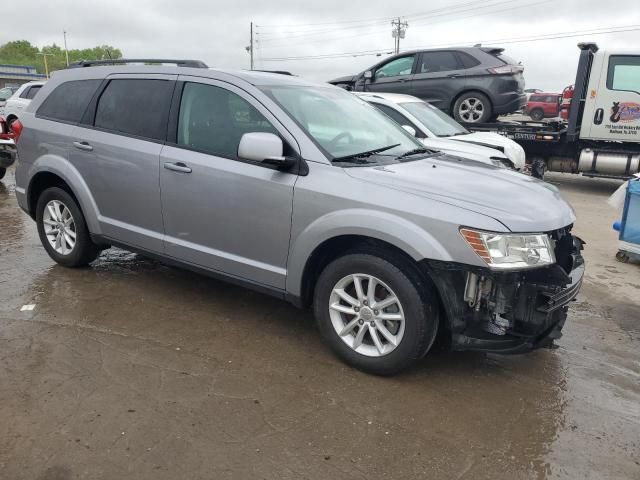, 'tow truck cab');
464,43,640,179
